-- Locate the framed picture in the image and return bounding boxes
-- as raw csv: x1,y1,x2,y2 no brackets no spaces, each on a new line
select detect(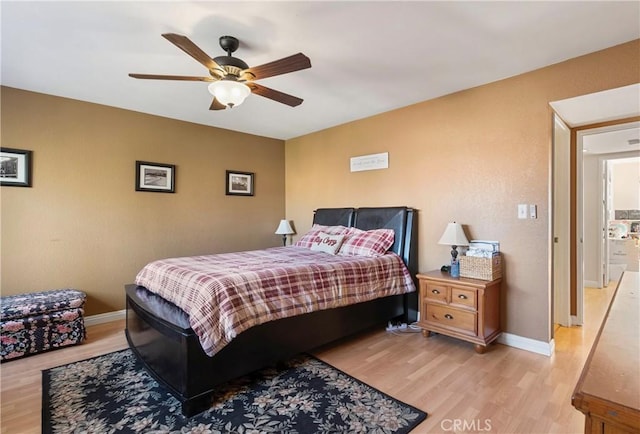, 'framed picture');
1,148,32,187
135,161,175,193
226,170,254,196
